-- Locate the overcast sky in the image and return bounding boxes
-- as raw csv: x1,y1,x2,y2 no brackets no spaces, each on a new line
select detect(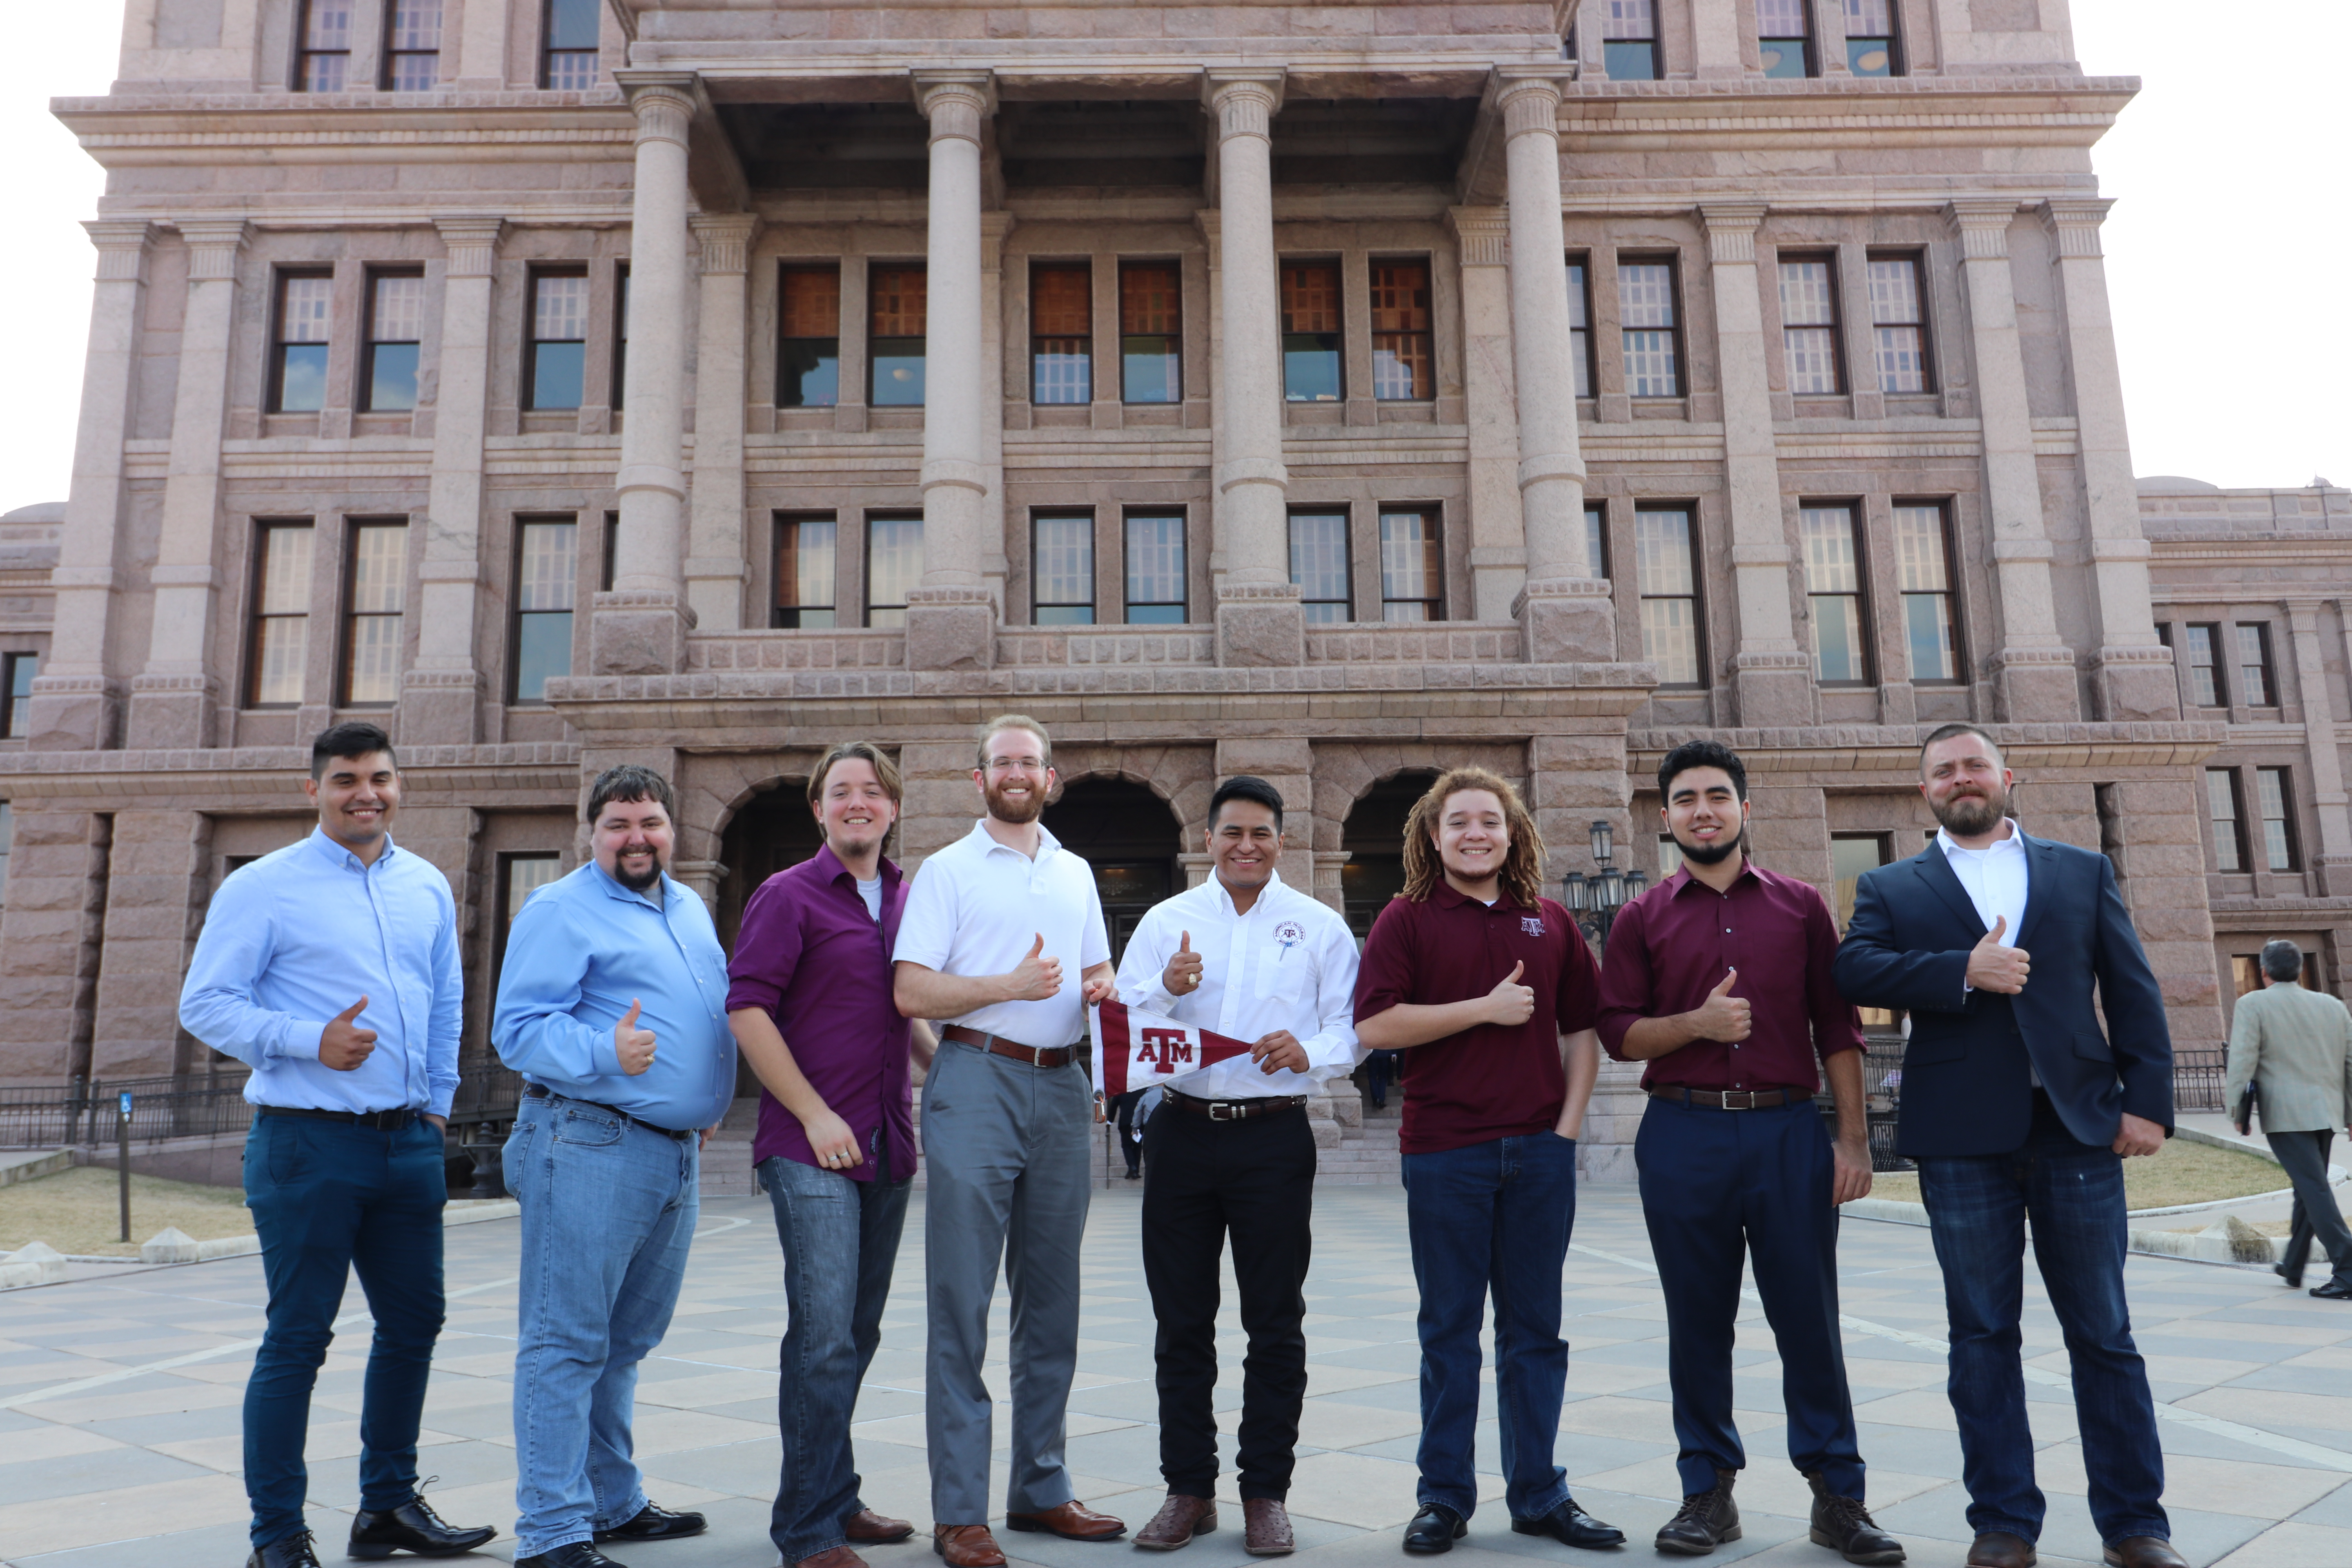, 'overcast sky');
3,2,2345,514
